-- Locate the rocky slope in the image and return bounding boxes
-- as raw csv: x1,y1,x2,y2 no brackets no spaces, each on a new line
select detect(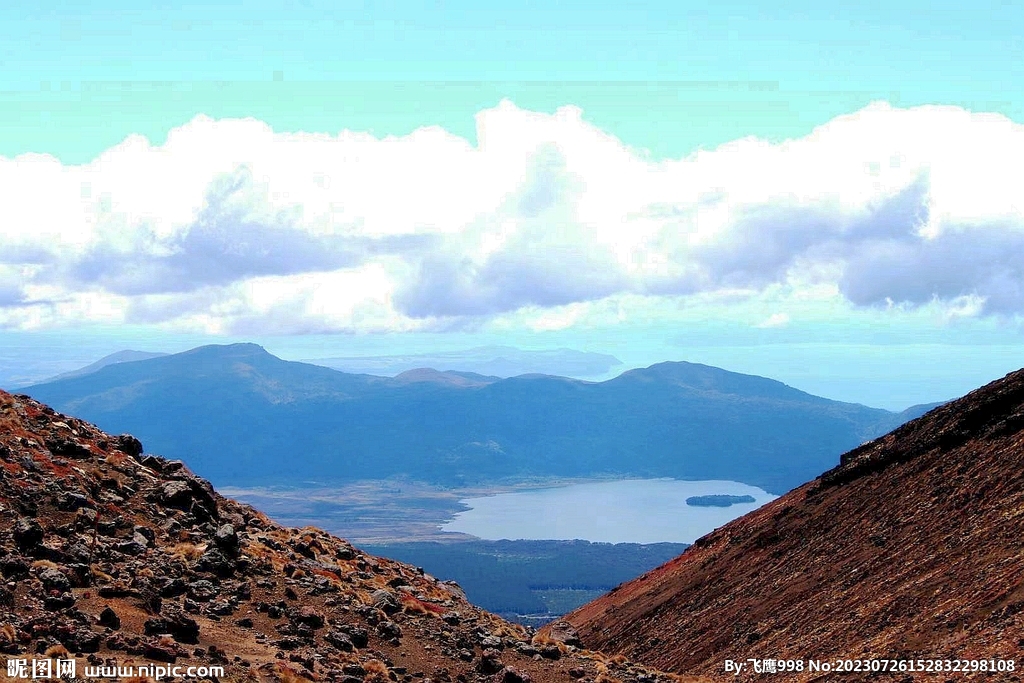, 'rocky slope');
0,390,682,683
563,370,1024,681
